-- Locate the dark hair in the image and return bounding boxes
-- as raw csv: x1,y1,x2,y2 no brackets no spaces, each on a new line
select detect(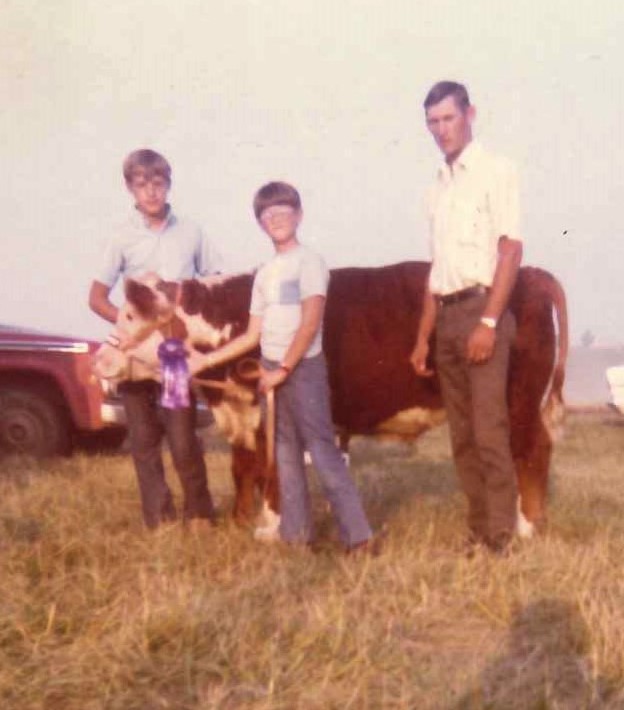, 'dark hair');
123,149,172,185
253,181,302,220
423,81,471,111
